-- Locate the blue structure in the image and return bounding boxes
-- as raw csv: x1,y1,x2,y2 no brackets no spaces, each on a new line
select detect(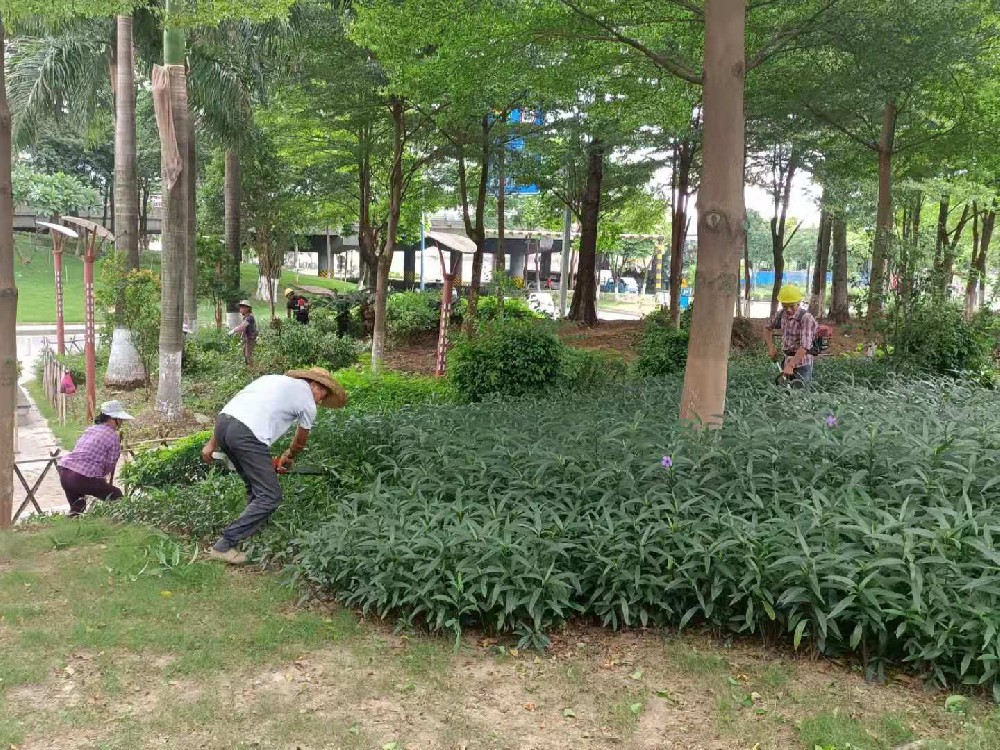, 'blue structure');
742,270,831,290
504,109,543,195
